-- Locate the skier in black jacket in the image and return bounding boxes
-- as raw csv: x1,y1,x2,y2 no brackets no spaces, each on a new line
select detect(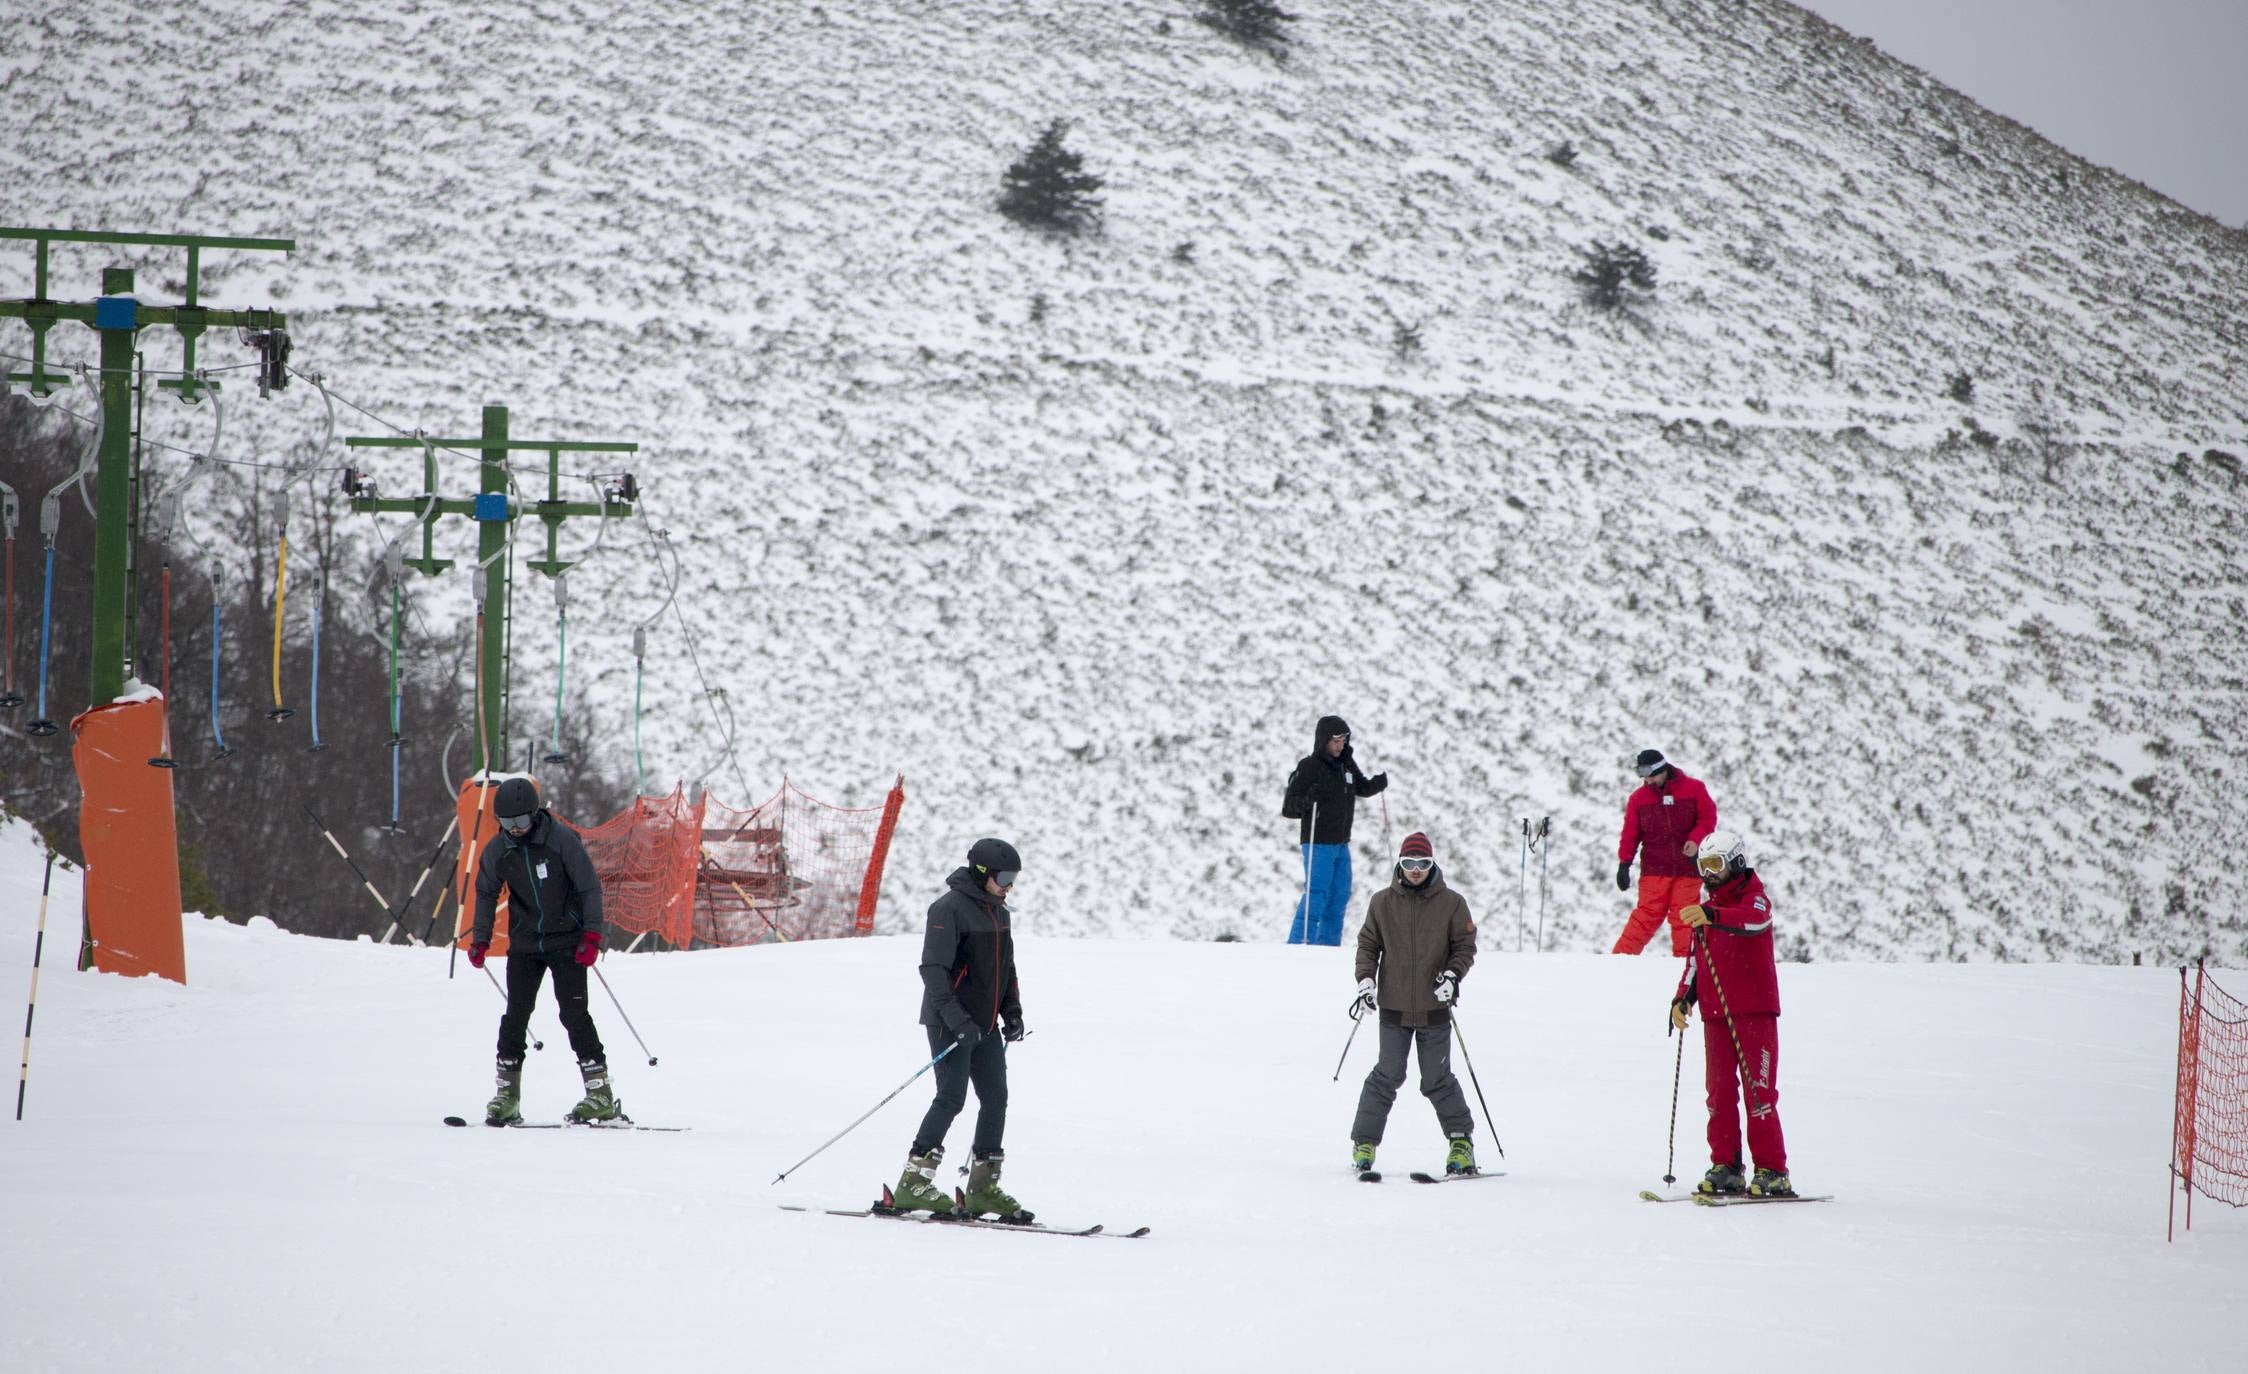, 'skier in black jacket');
892,837,1030,1220
1282,714,1389,945
468,776,618,1127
